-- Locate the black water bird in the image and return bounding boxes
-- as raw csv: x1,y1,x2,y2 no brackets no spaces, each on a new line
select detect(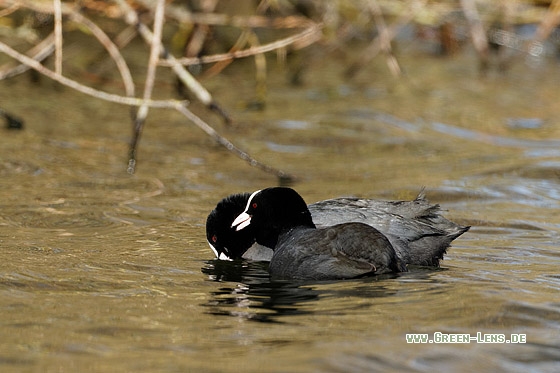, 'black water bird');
230,187,409,280
206,189,469,268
